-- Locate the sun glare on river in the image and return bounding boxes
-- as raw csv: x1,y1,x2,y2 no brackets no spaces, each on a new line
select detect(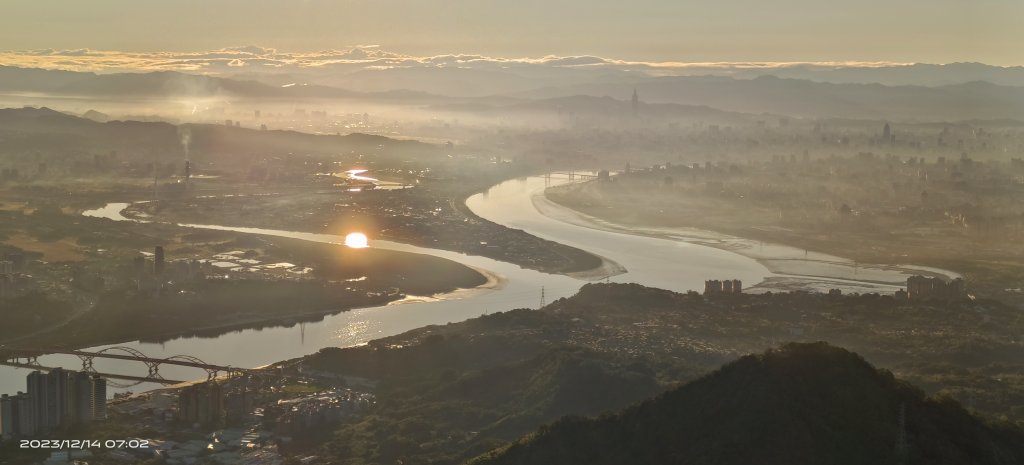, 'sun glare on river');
344,232,369,248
